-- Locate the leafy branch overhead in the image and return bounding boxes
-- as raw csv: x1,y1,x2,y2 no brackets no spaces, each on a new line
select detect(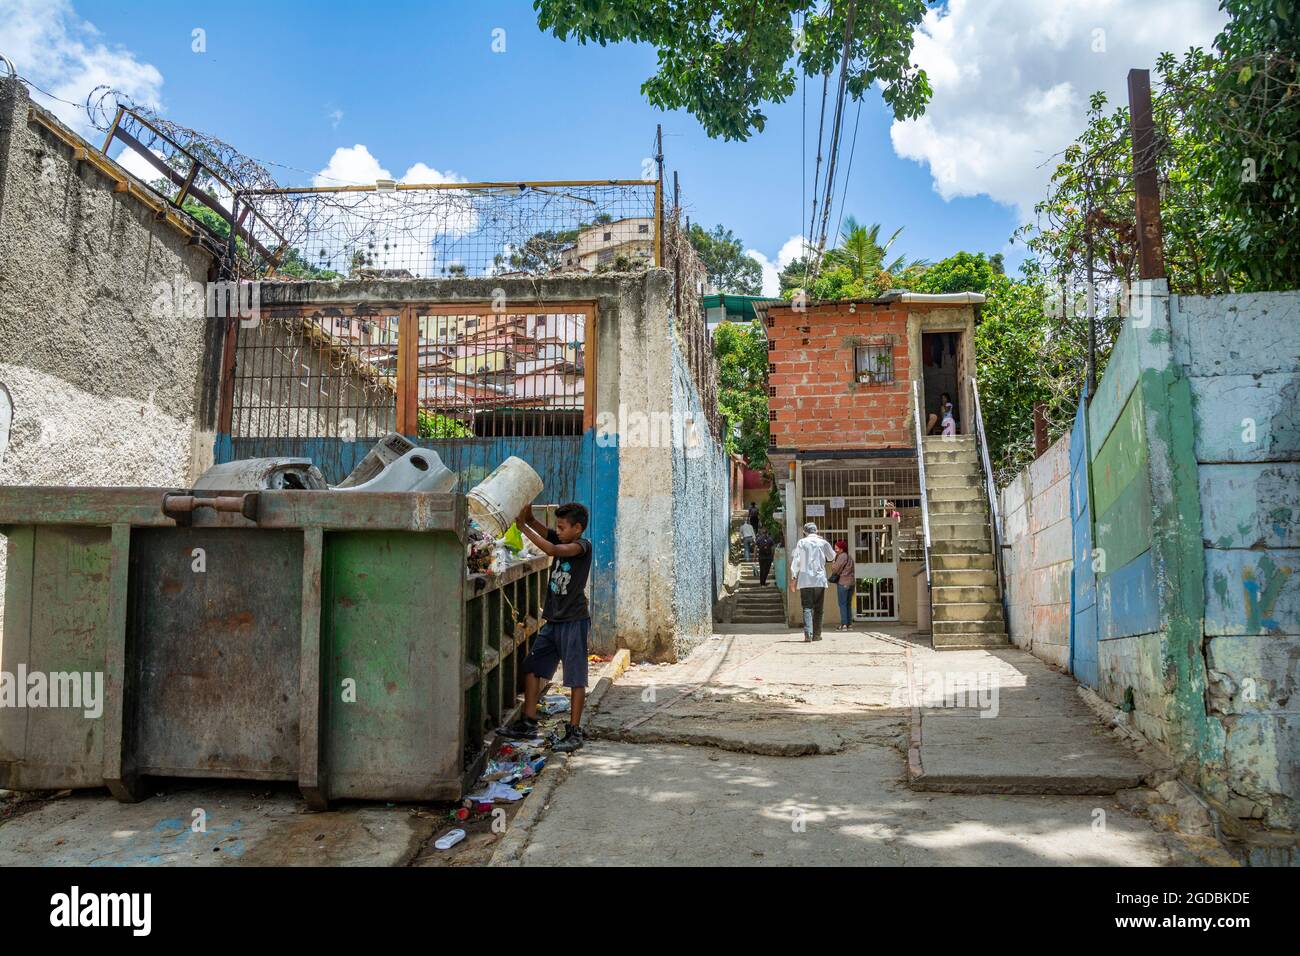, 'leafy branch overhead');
533,0,931,140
